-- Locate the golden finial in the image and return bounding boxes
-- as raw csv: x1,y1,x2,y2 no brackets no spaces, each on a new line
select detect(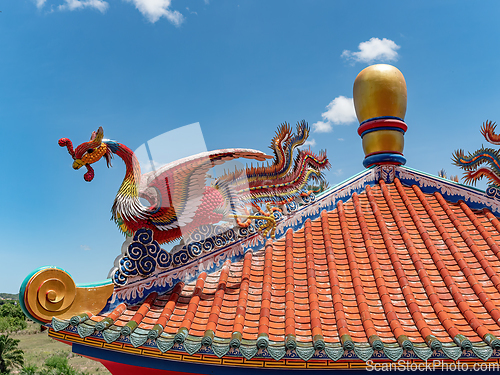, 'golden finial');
353,64,407,123
353,64,408,168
